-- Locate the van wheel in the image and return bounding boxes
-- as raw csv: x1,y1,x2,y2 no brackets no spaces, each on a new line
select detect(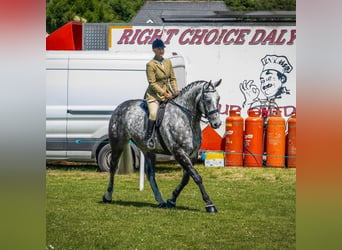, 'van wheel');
97,144,111,172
